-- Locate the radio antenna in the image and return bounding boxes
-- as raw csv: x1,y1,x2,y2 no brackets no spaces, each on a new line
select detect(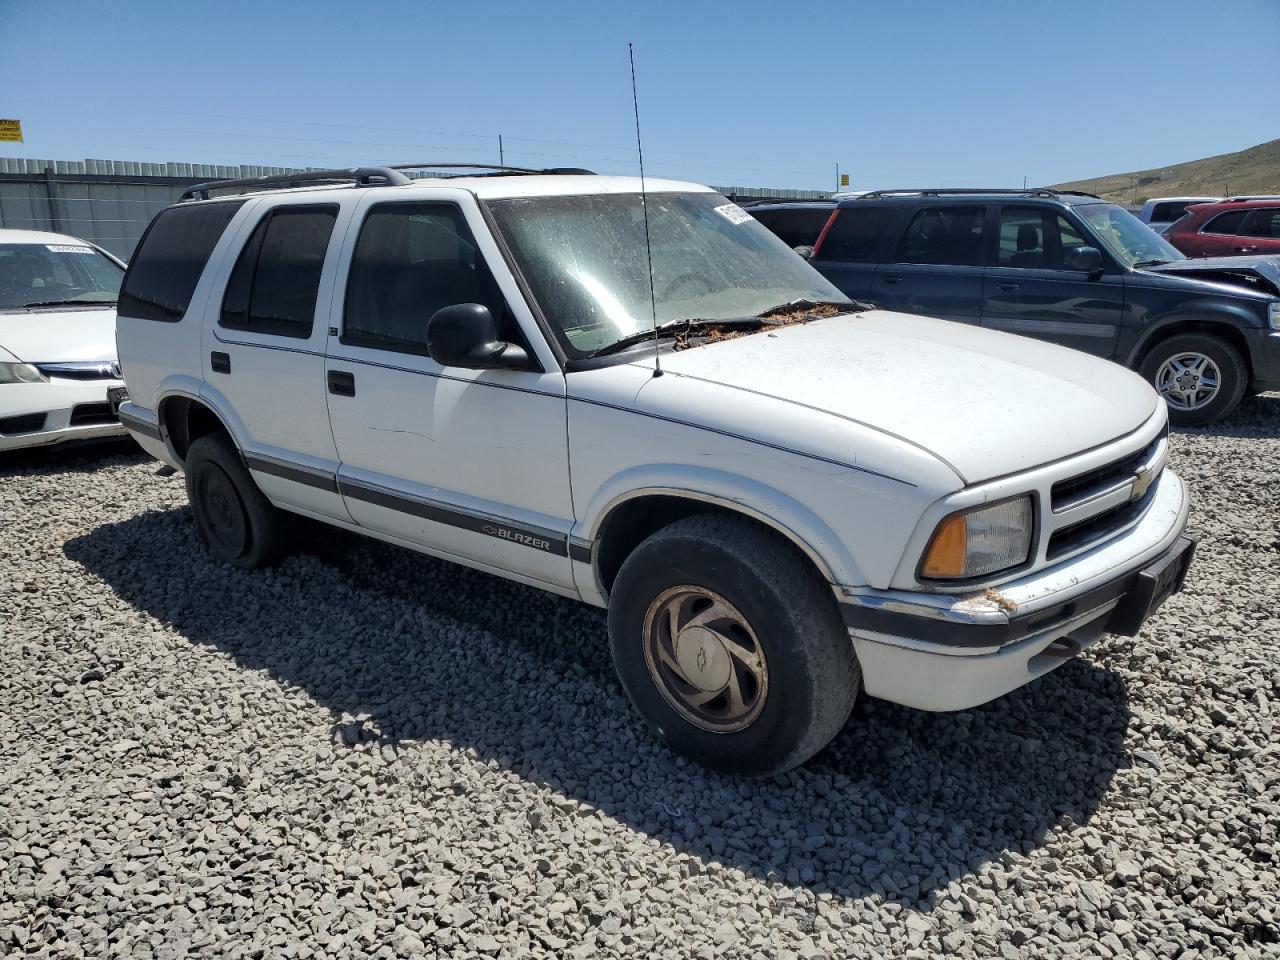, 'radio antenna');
629,42,662,378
